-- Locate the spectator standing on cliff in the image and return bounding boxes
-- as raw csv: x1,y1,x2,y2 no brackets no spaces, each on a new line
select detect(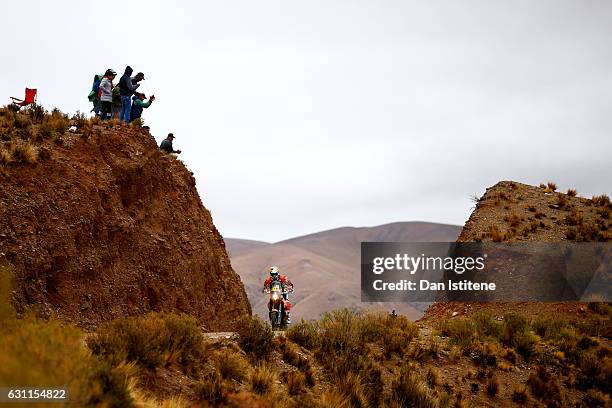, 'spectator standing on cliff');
118,66,144,122
129,93,155,123
99,69,116,120
88,74,103,116
159,133,181,154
